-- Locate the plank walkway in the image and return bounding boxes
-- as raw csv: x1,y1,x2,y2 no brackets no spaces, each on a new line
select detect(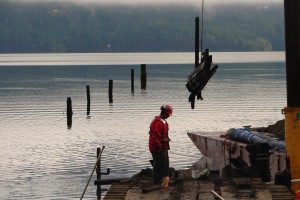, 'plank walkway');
103,183,132,200
102,168,294,200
